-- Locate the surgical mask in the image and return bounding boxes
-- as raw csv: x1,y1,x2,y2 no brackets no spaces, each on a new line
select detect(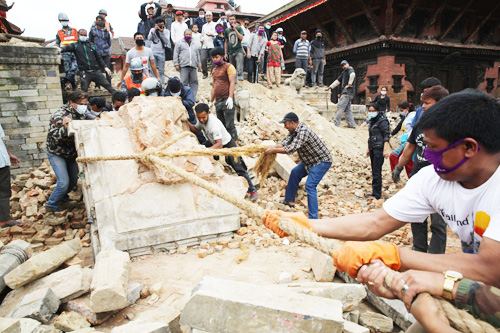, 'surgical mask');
216,27,223,33
399,111,406,117
132,72,143,81
368,112,378,119
135,39,145,46
213,59,222,66
184,36,192,41
76,104,87,115
424,138,479,174
265,25,271,29
199,15,205,18
61,21,69,27
170,91,181,97
381,91,387,95
149,92,158,97
258,29,264,35
79,36,88,42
